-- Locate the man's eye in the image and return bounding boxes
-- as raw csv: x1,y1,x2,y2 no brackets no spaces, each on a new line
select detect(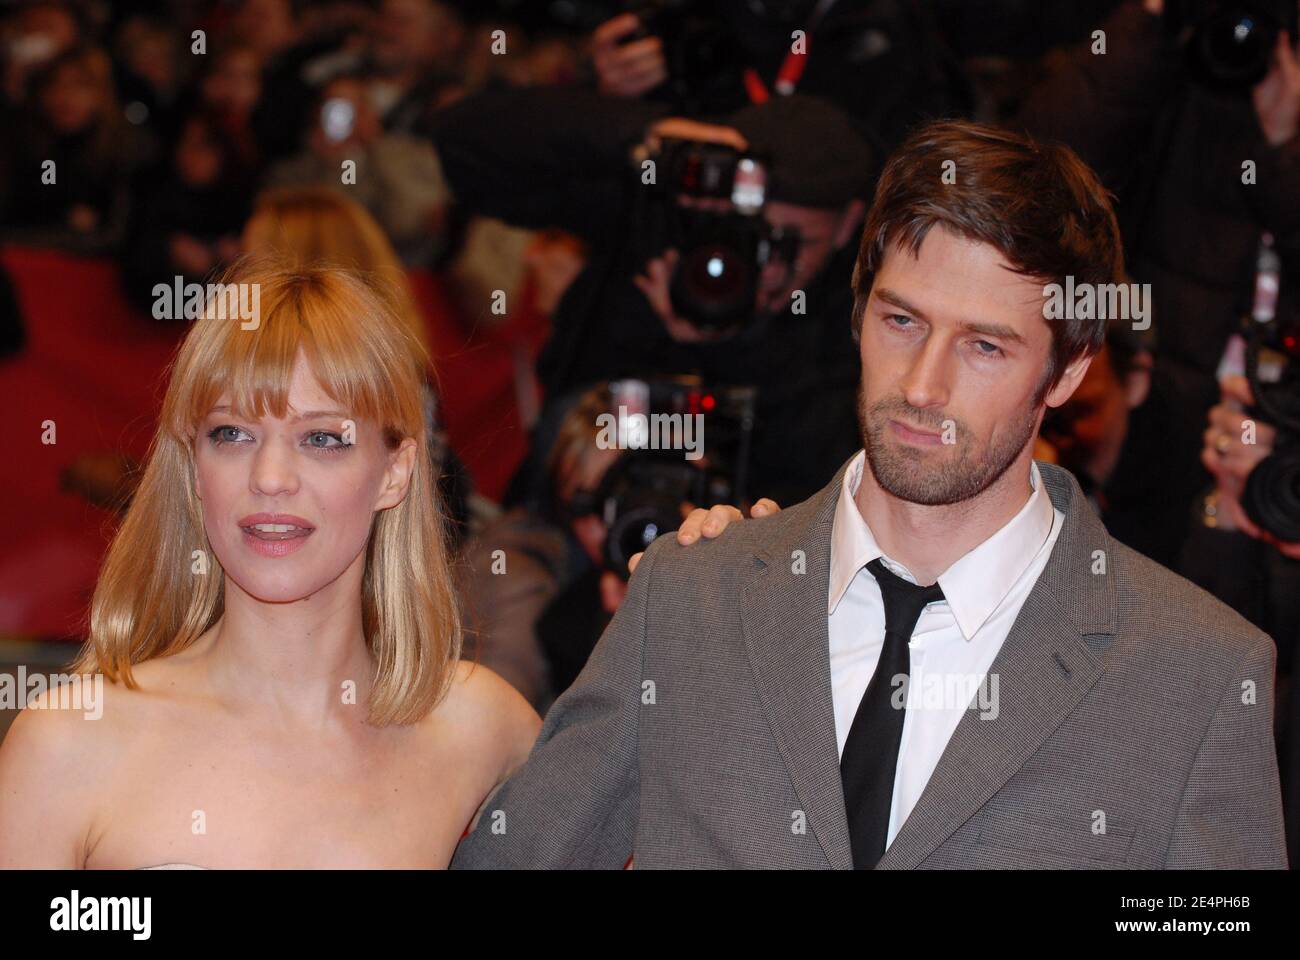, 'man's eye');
974,340,1003,356
886,314,913,328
